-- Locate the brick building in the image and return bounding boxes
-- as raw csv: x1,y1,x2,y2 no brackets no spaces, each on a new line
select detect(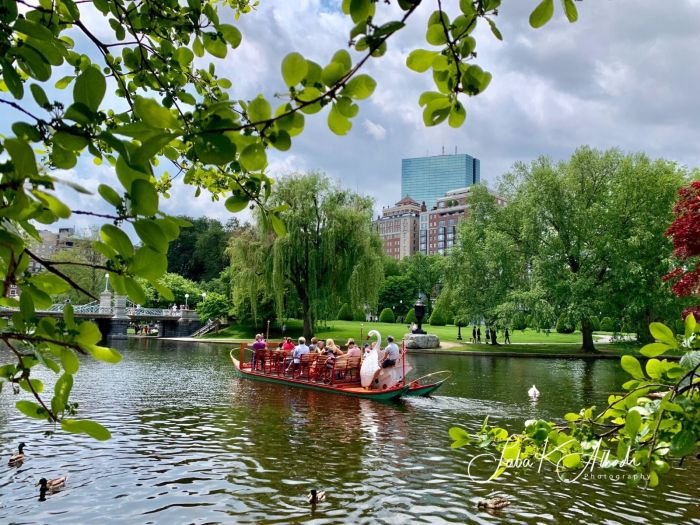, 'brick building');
373,196,425,260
